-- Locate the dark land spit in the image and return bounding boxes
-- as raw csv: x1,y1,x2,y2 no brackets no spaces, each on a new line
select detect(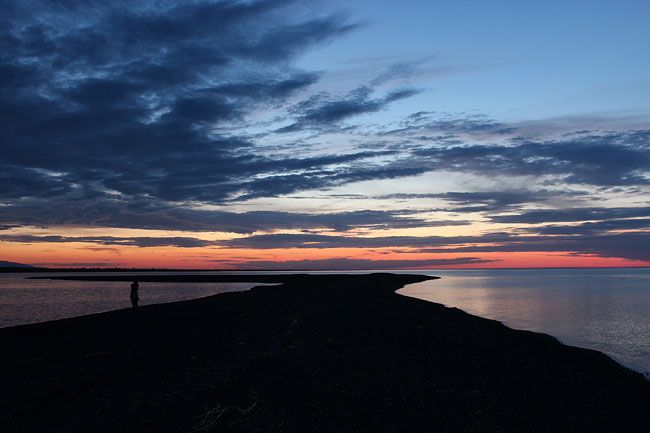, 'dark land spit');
1,273,649,432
